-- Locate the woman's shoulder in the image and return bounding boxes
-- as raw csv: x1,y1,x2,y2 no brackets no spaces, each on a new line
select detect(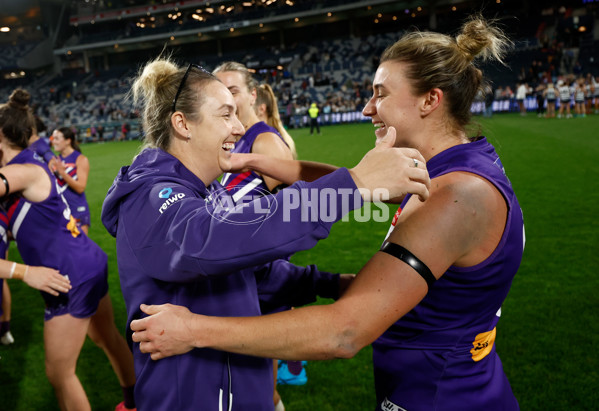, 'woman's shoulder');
252,132,292,159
